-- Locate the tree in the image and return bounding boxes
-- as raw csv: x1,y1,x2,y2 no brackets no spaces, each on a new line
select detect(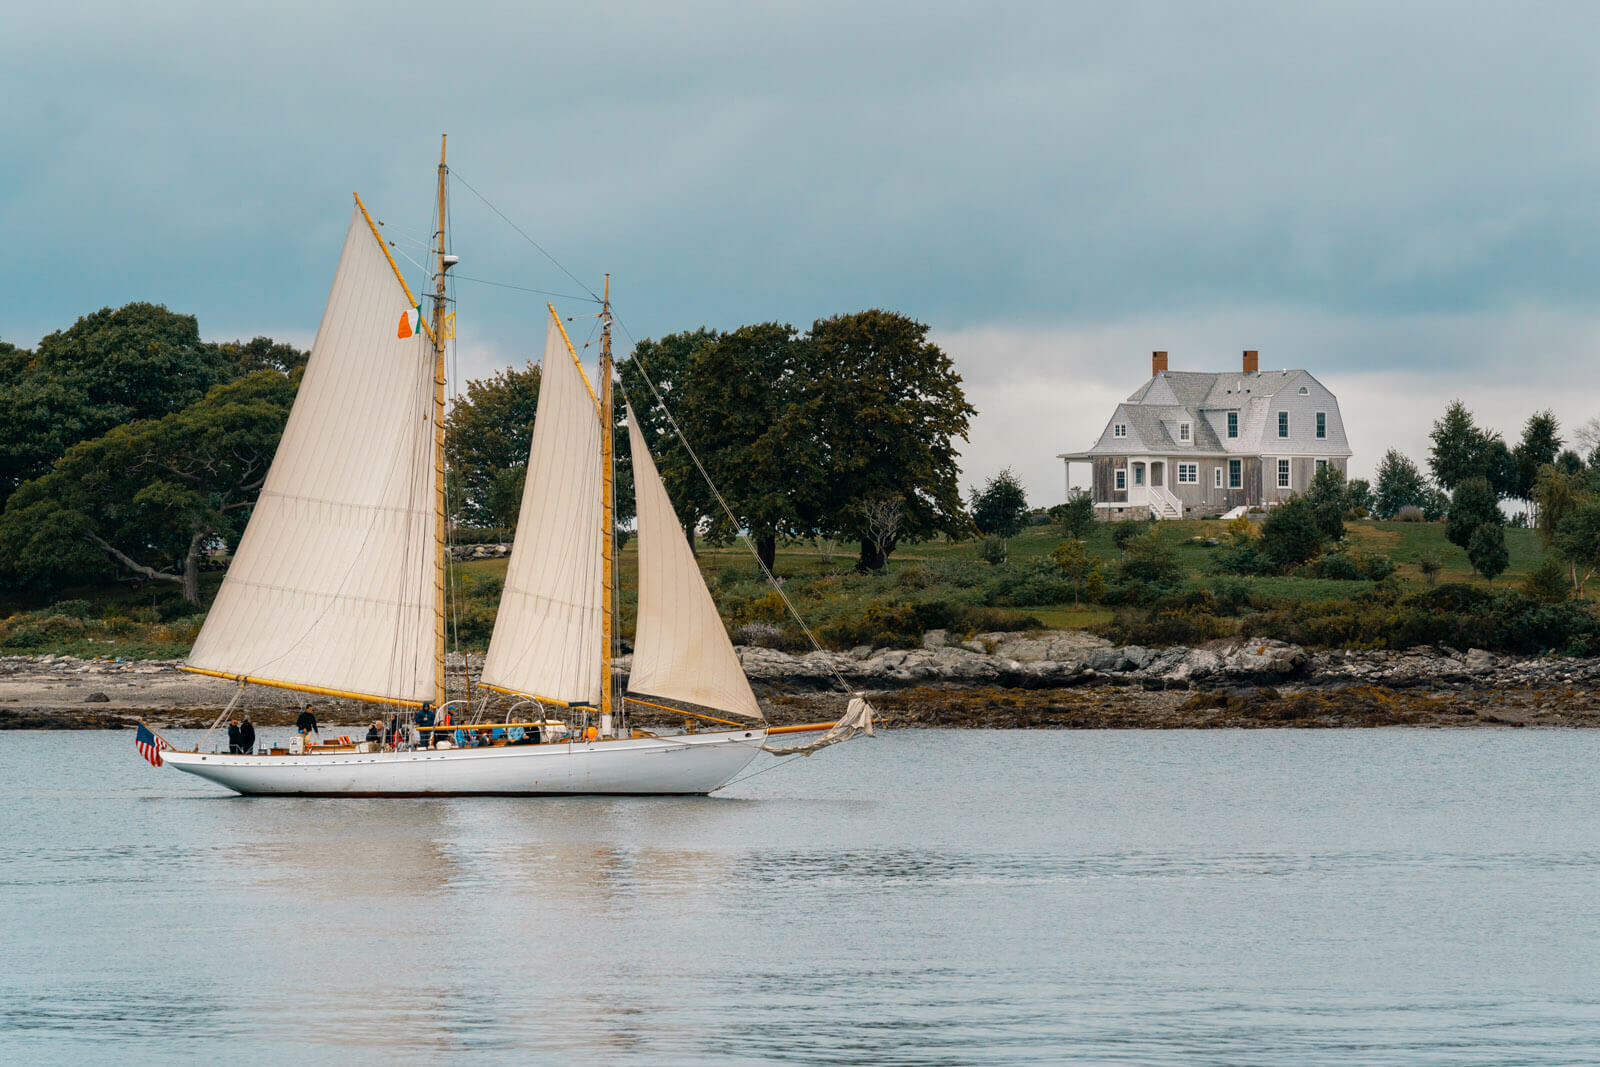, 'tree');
0,371,296,605
1259,495,1323,572
970,468,1029,541
1428,400,1497,493
1344,478,1373,517
1049,490,1094,539
1512,411,1562,505
619,328,719,548
1467,523,1508,584
1523,557,1570,603
444,362,541,528
1304,464,1347,541
1553,496,1600,596
1445,477,1502,549
858,493,907,572
1049,538,1103,605
678,323,807,572
0,304,239,509
1374,449,1426,518
1119,529,1182,585
784,310,974,570
1110,518,1148,561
